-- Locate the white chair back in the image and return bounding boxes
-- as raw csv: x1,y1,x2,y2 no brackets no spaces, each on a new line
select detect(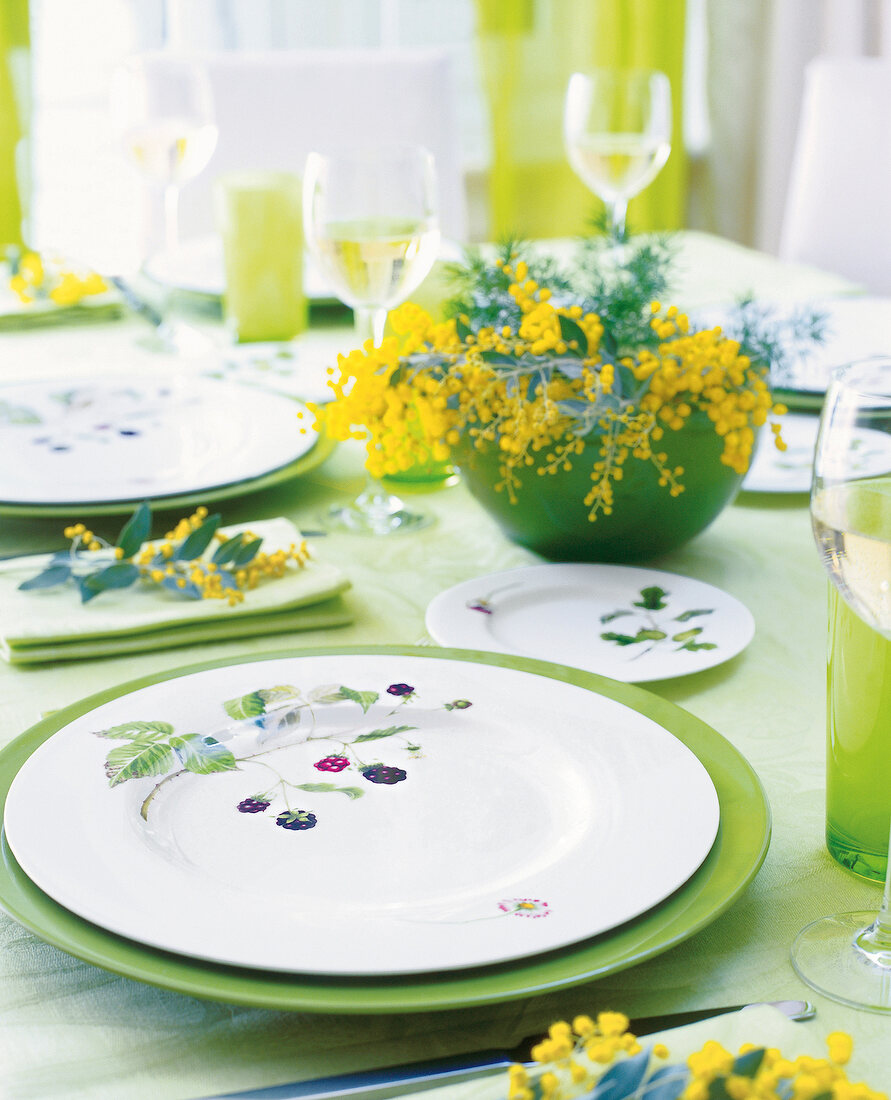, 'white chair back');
138,47,467,243
779,57,891,293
